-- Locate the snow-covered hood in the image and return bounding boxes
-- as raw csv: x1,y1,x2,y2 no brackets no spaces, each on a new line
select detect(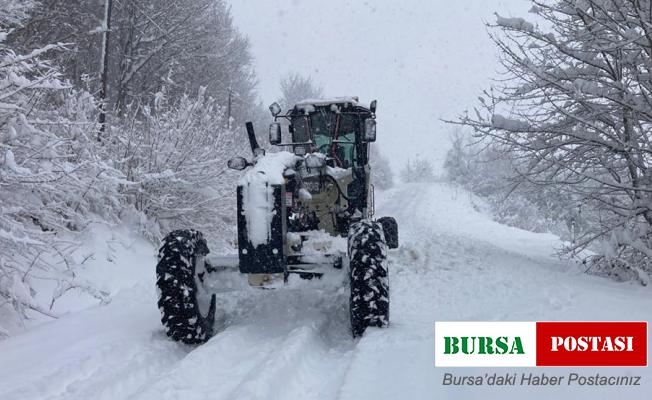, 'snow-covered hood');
238,151,301,187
